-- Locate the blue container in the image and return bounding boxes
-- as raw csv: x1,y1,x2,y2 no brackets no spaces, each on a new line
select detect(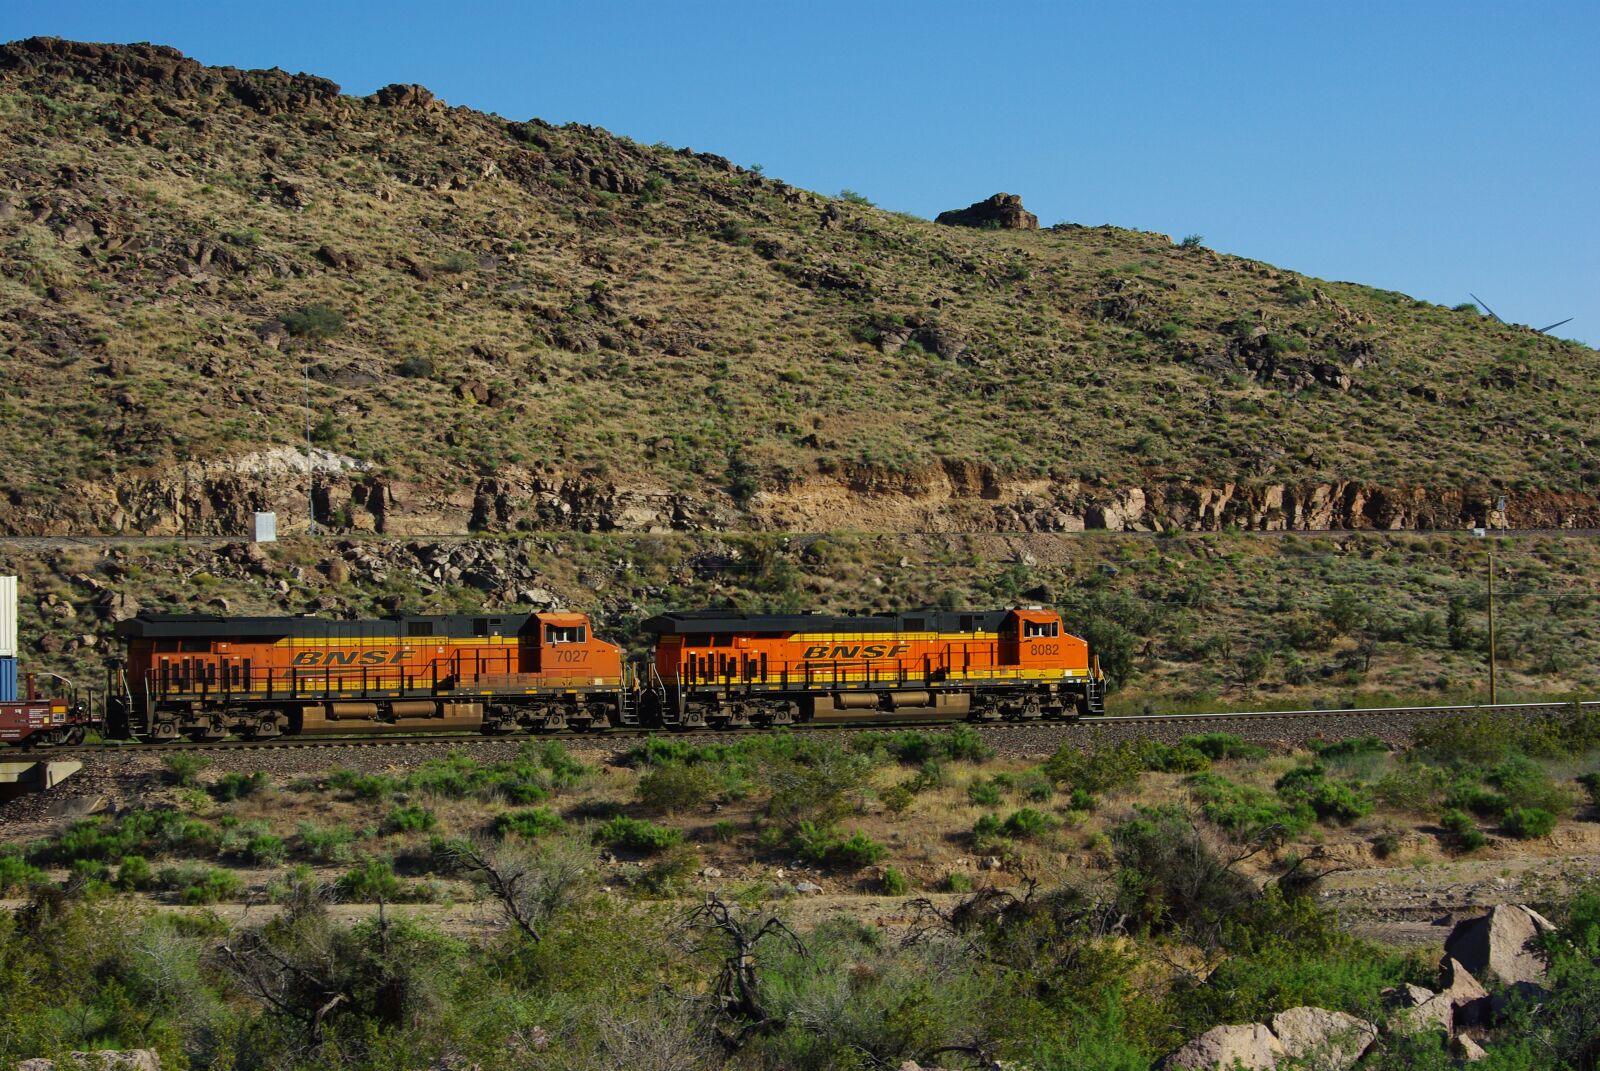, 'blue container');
0,657,15,702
